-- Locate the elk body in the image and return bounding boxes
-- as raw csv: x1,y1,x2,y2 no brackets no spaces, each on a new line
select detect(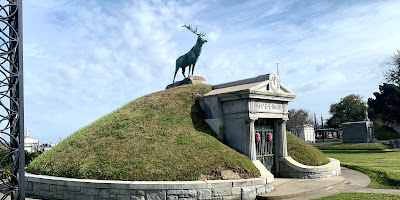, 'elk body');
173,24,207,83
